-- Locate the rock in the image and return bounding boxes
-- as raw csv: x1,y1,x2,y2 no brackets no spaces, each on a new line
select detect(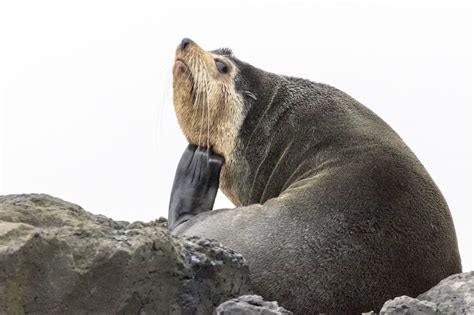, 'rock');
215,295,293,314
417,271,474,314
0,194,252,314
377,296,439,314
364,271,474,314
